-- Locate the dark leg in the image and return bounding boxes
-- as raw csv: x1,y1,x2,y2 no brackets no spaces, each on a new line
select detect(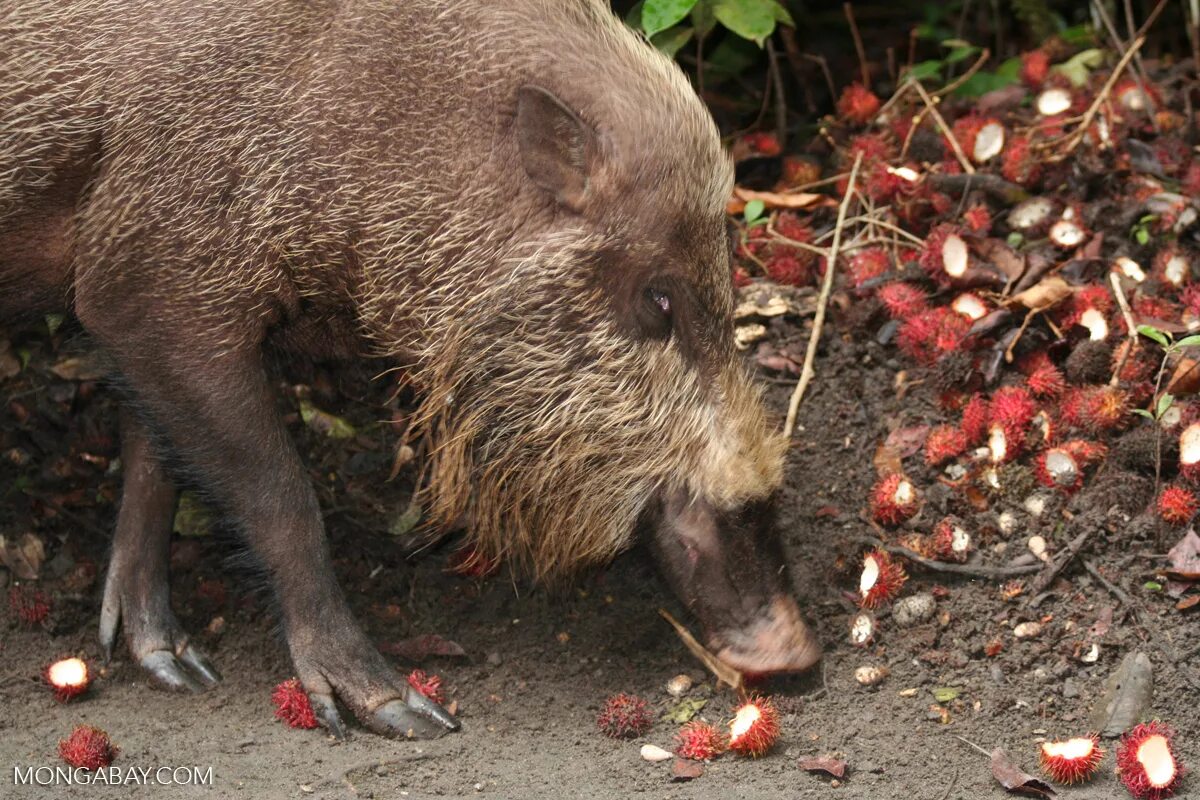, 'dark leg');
99,409,220,691
81,311,456,739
